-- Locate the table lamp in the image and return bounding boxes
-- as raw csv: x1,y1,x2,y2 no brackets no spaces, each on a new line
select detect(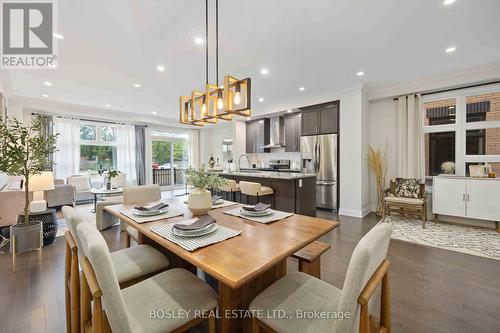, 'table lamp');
29,171,55,213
